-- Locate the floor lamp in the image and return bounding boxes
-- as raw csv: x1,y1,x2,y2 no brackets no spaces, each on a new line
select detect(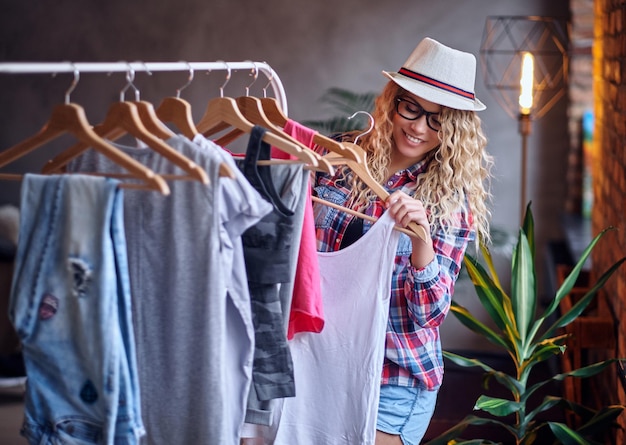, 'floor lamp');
479,16,569,222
